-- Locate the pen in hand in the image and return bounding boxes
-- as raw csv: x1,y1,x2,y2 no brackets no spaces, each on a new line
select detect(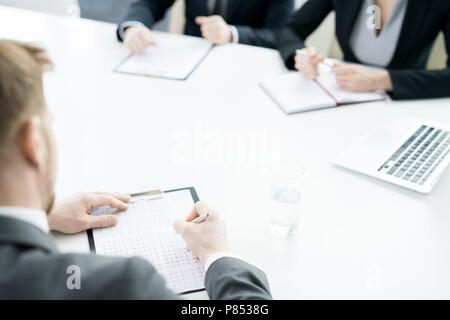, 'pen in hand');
191,213,209,224
296,49,335,69
174,213,209,236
